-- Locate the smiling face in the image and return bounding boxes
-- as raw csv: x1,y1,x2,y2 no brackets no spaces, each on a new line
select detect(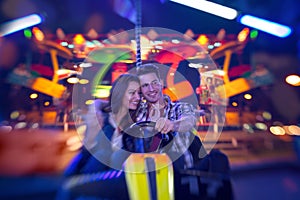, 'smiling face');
122,81,141,110
139,72,163,103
